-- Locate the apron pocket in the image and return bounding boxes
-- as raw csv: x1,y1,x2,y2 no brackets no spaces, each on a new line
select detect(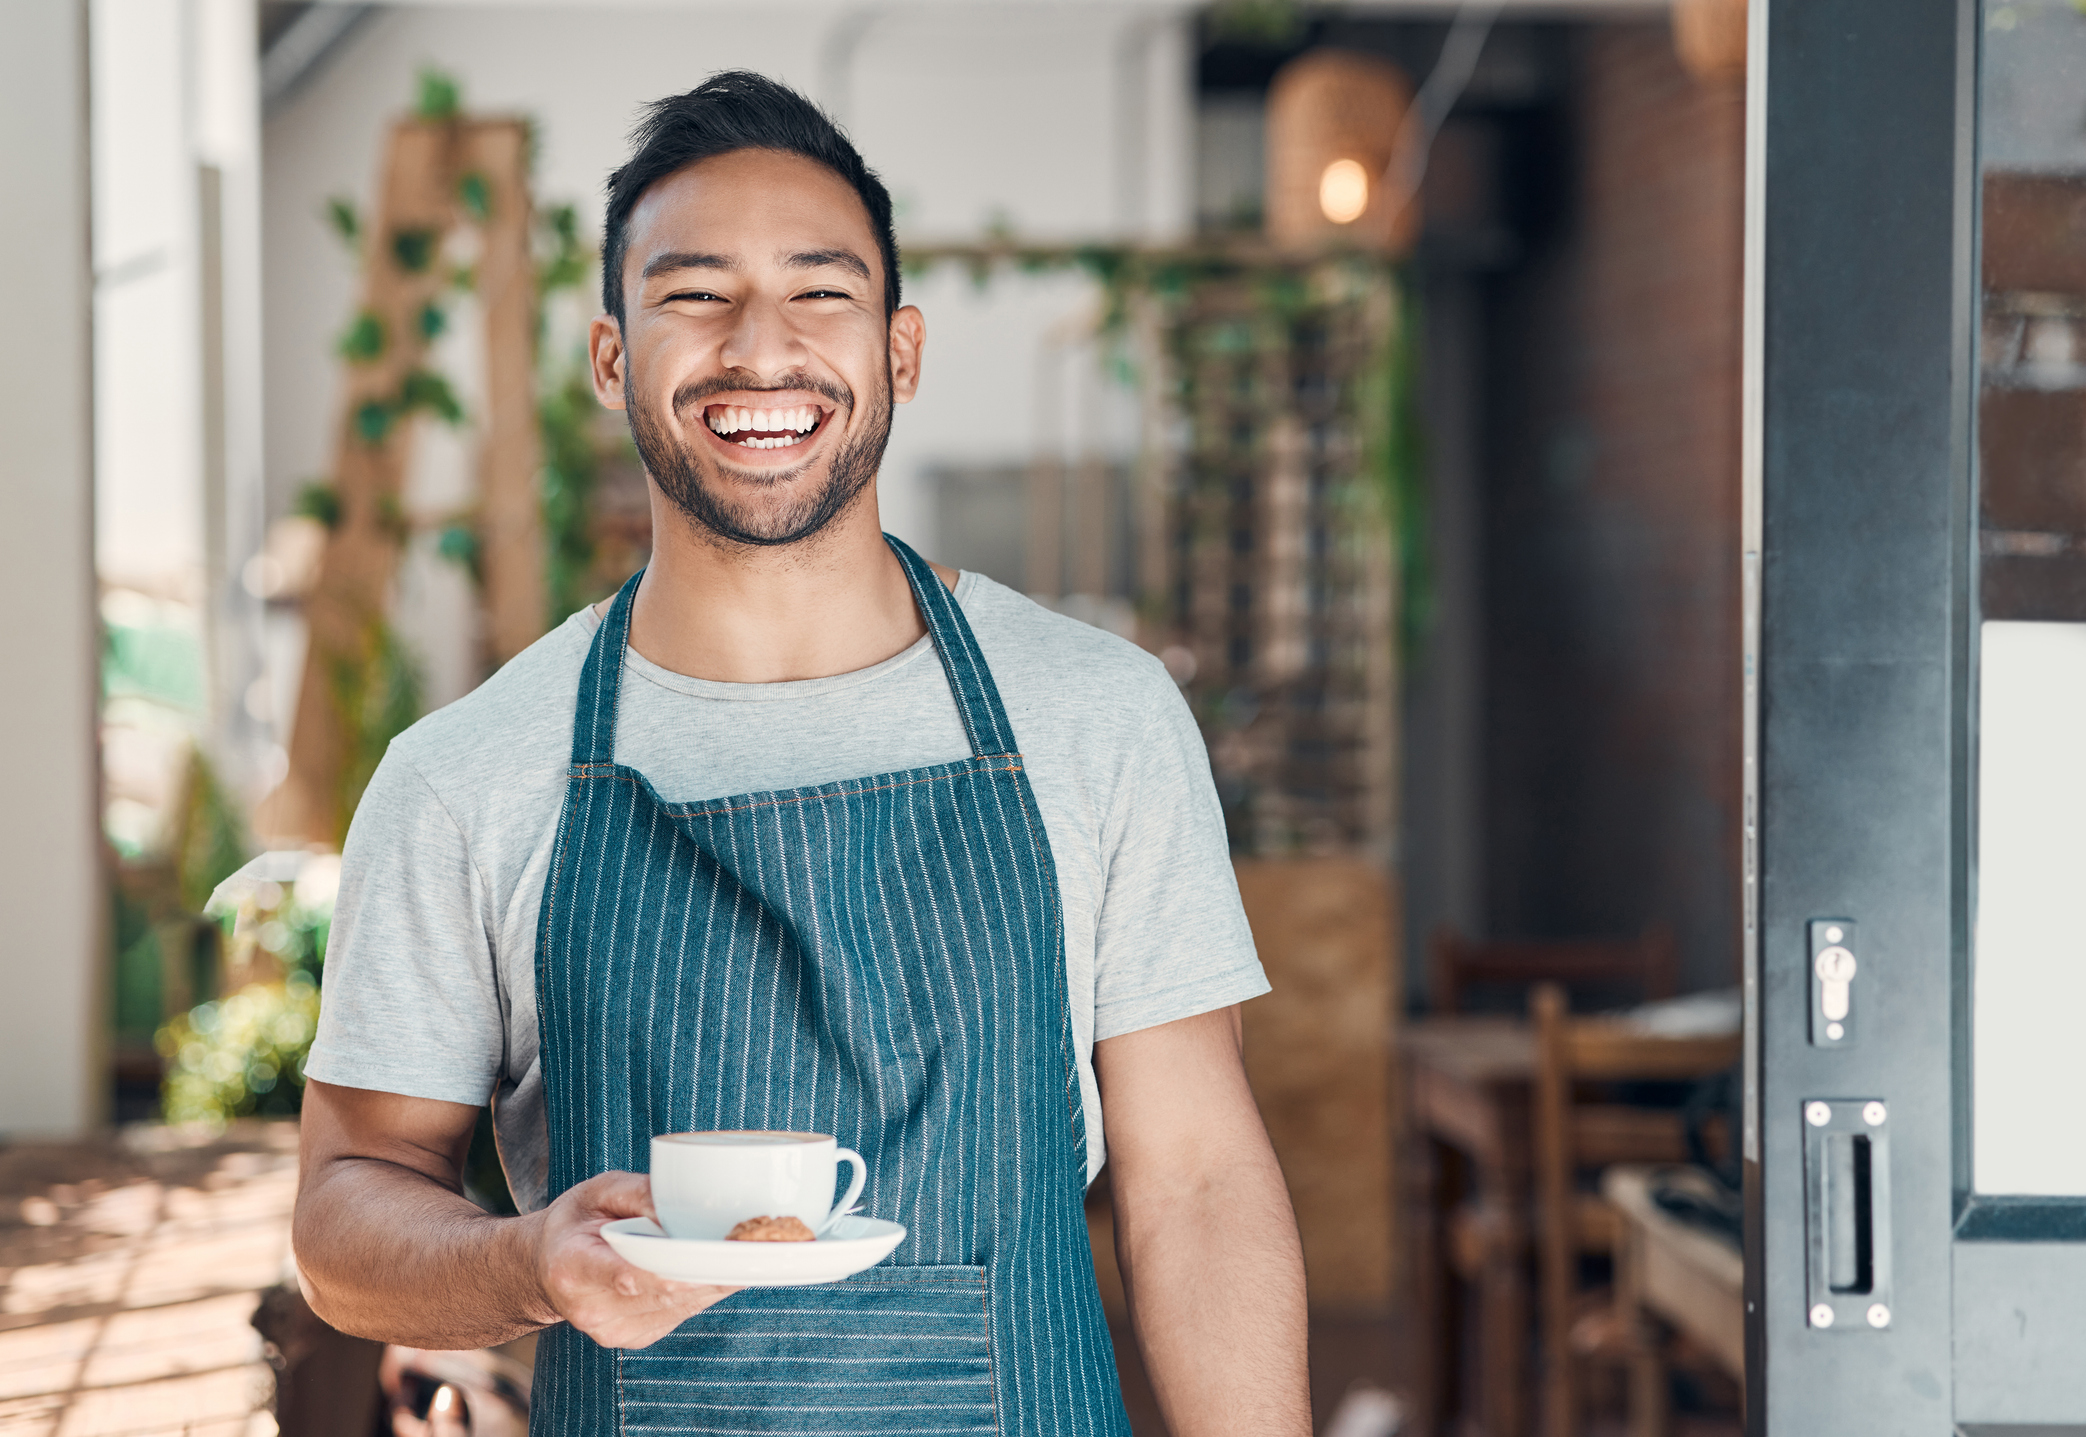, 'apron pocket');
615,1264,998,1435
